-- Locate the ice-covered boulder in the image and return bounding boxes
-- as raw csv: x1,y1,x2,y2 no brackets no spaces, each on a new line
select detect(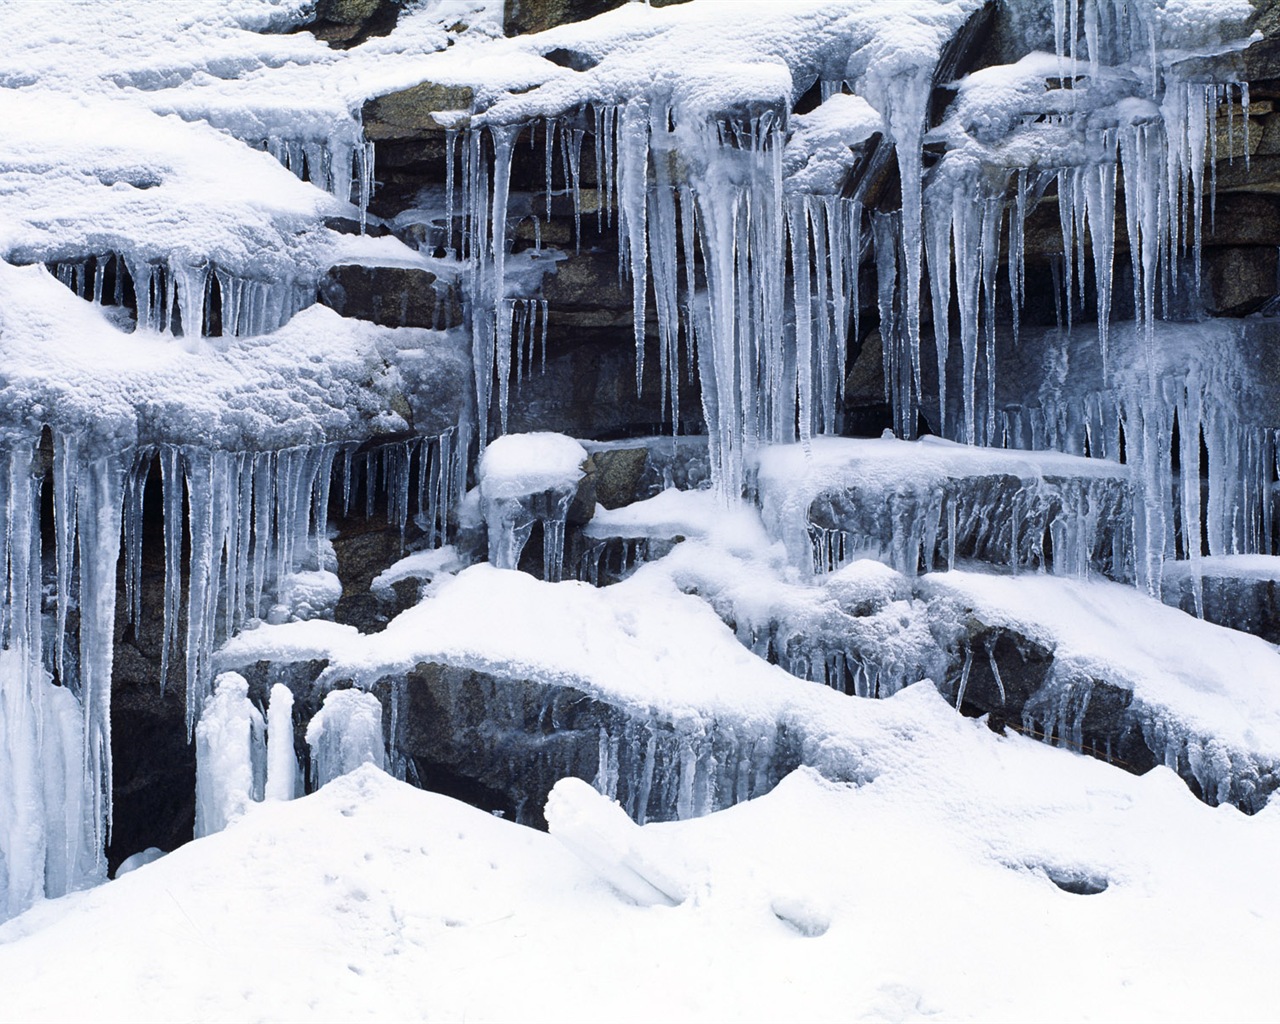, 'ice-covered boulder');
756,436,1132,579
